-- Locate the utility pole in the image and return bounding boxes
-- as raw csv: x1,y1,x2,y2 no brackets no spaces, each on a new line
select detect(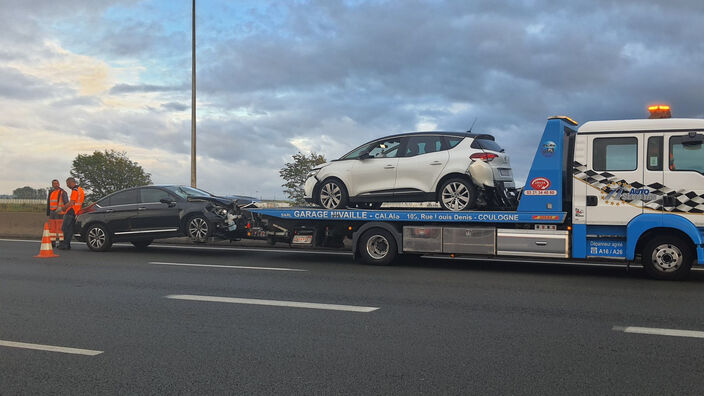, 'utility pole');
190,0,197,187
